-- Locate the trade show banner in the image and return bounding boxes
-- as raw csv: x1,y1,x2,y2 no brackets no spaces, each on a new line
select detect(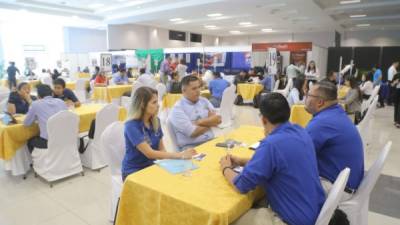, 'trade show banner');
252,42,312,52
136,49,164,73
266,48,278,74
